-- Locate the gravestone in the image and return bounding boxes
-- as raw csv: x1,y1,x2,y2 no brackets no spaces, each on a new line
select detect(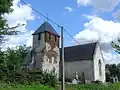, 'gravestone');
72,79,78,84
72,72,80,84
